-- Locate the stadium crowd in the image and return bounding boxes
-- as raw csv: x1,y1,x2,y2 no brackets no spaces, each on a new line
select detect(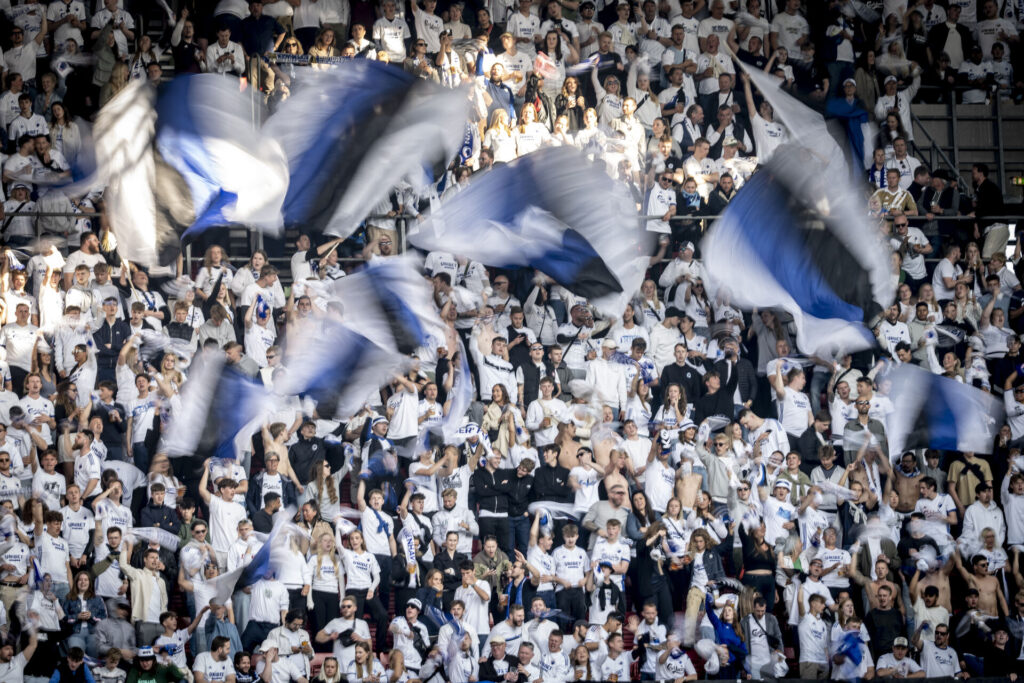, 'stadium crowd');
0,0,1017,683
